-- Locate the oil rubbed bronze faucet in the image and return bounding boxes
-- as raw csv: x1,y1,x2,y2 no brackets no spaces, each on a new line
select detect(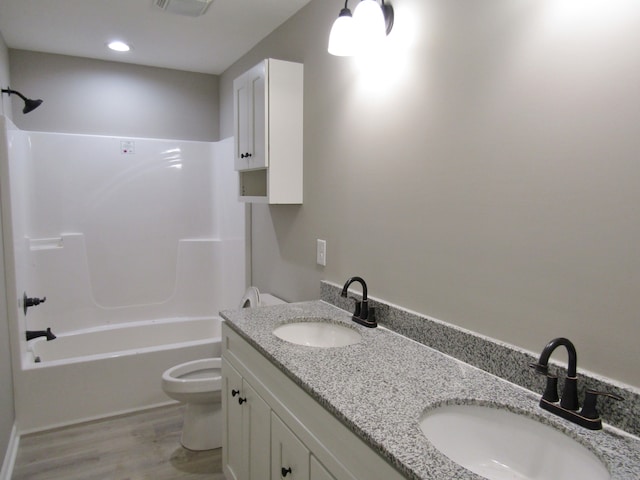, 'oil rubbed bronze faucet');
529,337,623,430
340,276,377,328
